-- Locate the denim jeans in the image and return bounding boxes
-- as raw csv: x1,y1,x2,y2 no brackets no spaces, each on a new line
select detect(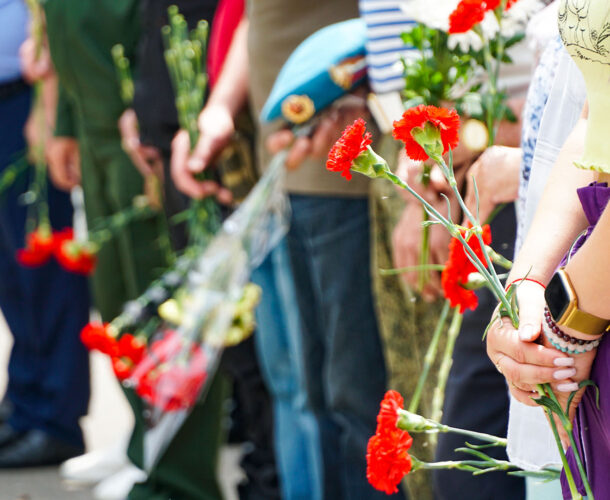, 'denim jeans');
251,239,323,500
286,195,399,500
